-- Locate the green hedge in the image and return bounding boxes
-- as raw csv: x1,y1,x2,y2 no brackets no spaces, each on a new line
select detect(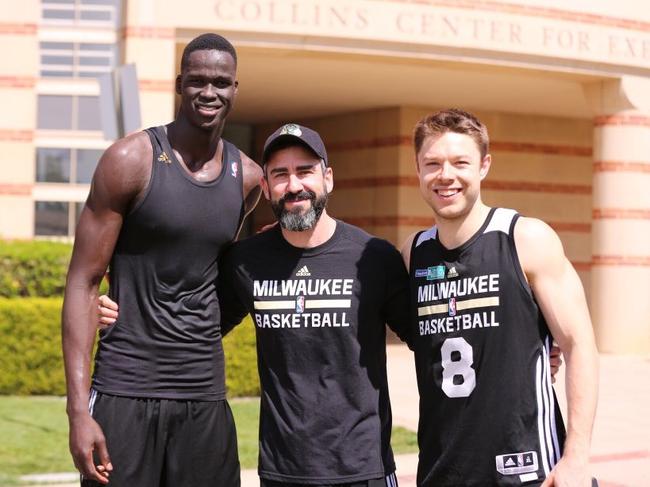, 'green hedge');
0,298,66,394
224,318,260,397
0,297,259,397
0,240,72,298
